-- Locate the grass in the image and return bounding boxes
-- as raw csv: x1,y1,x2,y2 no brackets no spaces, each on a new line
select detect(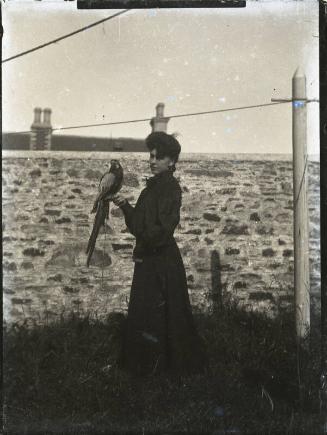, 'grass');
3,298,322,435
